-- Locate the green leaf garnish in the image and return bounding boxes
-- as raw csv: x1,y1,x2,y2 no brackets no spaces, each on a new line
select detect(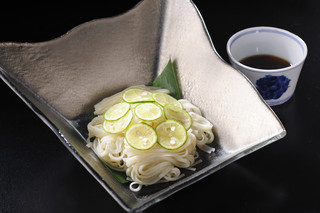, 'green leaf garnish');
103,163,128,184
152,59,182,100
